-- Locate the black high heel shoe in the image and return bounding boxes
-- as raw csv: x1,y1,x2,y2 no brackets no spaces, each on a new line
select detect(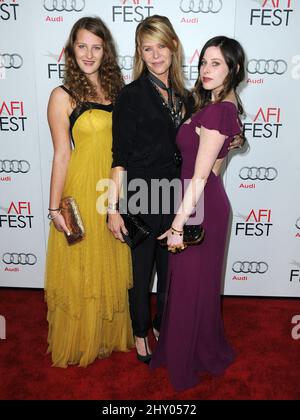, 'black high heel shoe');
136,337,152,364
